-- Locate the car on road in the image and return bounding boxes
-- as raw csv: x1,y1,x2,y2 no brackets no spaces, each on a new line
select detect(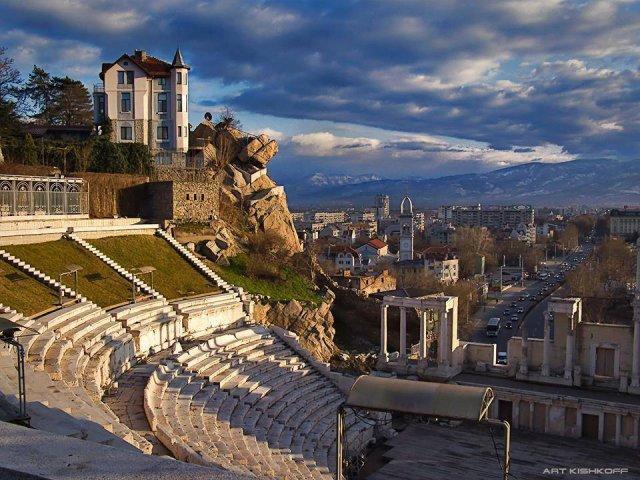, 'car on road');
505,319,513,329
519,296,526,301
510,302,517,308
503,309,511,316
517,307,524,313
497,352,508,365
